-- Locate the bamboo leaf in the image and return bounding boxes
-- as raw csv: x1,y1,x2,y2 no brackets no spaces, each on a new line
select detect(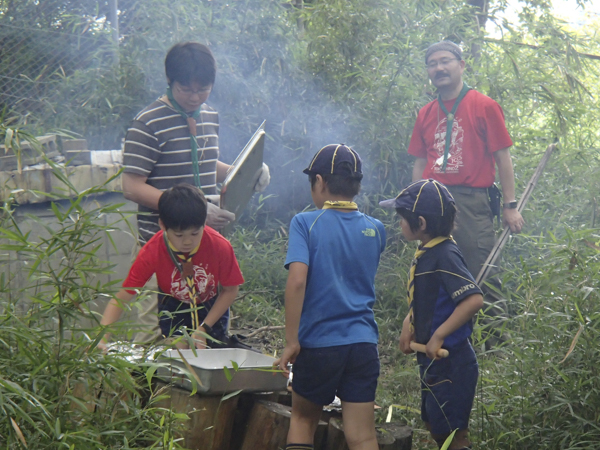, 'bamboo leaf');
10,418,28,448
